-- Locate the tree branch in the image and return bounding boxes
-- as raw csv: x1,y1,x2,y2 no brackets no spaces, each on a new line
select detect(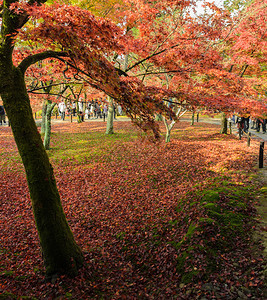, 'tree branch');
29,91,71,101
135,69,190,77
28,81,83,92
18,51,68,74
125,43,181,72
